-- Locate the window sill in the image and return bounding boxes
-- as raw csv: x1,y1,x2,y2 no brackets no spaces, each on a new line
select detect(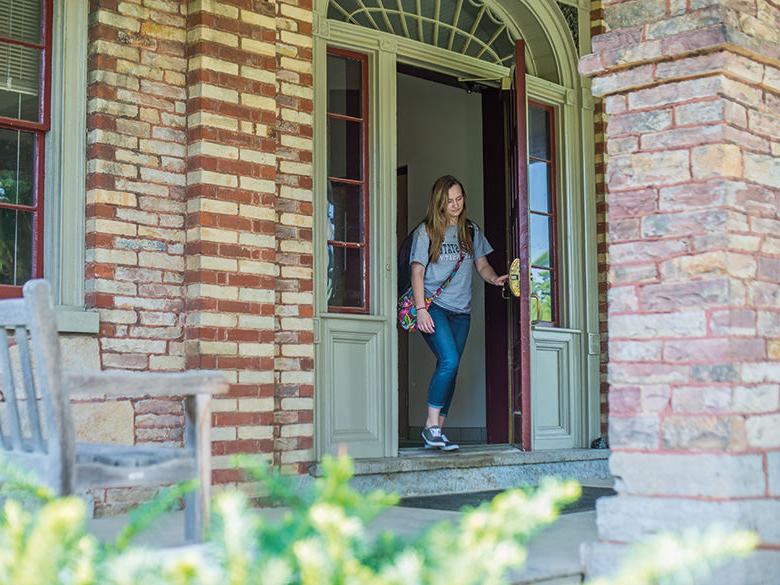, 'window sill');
56,306,100,334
